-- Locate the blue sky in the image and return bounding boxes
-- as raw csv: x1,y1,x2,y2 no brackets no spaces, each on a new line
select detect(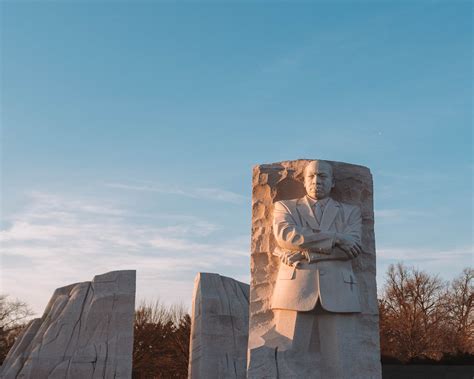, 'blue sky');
1,1,472,314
